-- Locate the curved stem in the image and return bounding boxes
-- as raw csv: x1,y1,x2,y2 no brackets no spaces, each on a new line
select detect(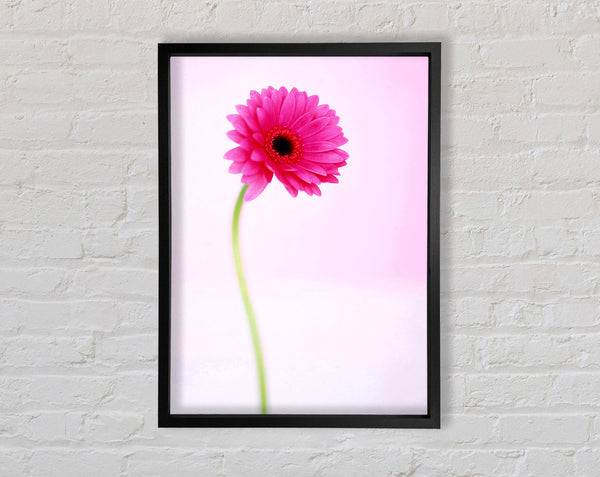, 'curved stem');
232,184,268,414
